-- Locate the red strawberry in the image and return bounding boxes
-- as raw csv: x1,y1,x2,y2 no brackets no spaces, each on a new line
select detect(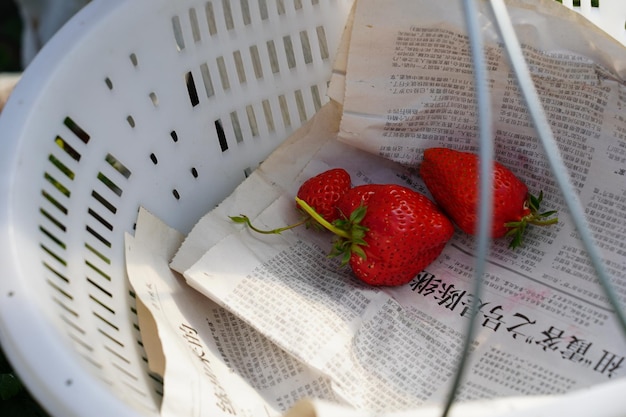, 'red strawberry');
297,184,455,286
296,168,351,223
419,147,557,247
